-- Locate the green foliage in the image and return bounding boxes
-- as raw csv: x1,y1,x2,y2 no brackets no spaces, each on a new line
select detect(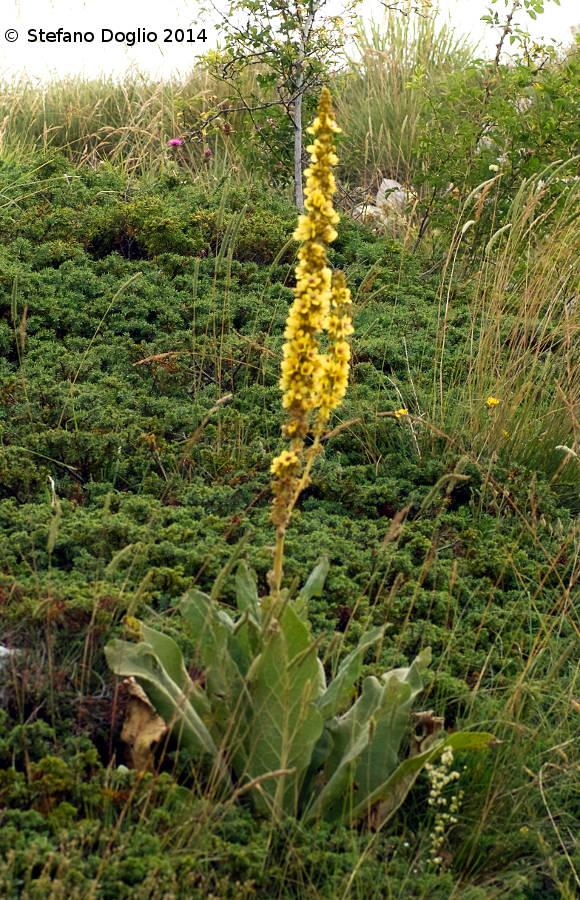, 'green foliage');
106,557,494,824
411,37,580,248
481,0,562,58
1,23,580,890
